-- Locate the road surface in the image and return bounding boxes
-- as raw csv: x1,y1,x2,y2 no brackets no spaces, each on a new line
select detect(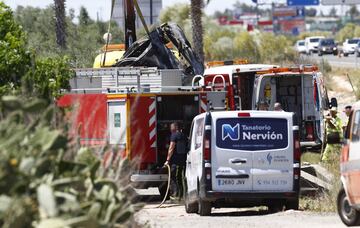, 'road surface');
134,189,345,228
302,54,360,68
136,203,345,228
